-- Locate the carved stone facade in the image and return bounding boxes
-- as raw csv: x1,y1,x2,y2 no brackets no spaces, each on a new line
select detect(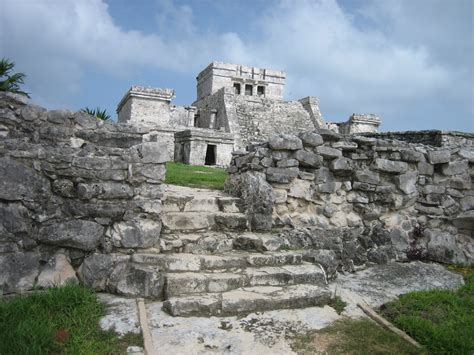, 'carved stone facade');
117,62,382,166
